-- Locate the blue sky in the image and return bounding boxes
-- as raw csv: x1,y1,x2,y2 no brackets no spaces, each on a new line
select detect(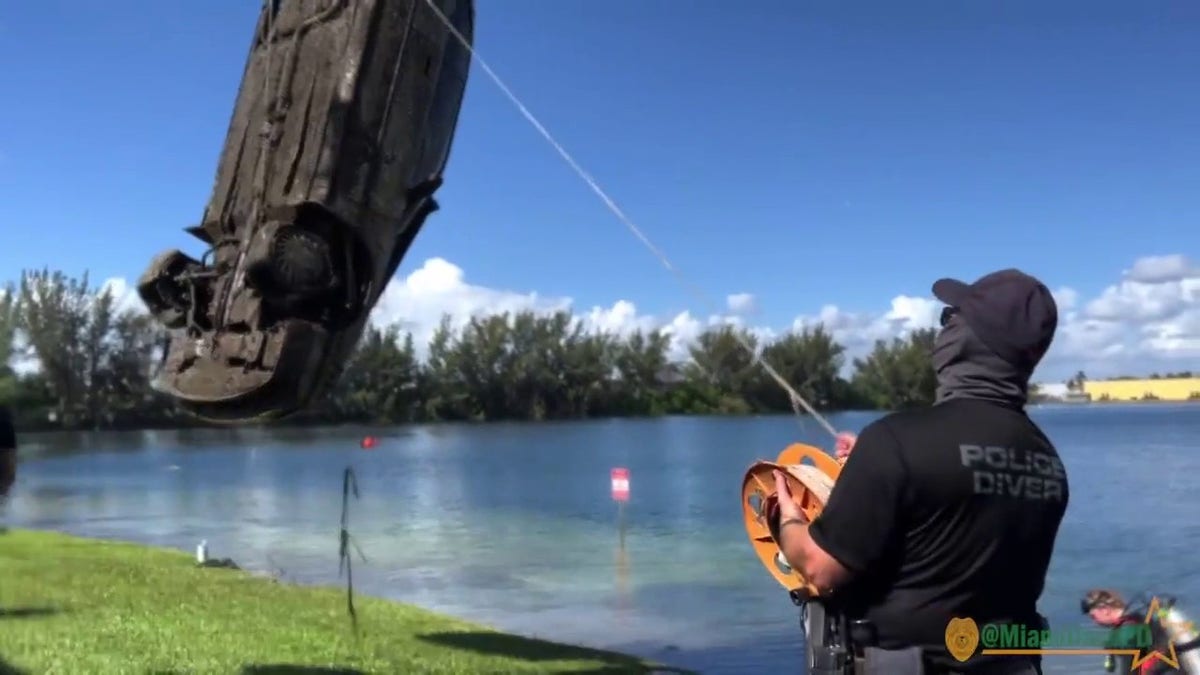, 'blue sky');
0,1,1197,376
